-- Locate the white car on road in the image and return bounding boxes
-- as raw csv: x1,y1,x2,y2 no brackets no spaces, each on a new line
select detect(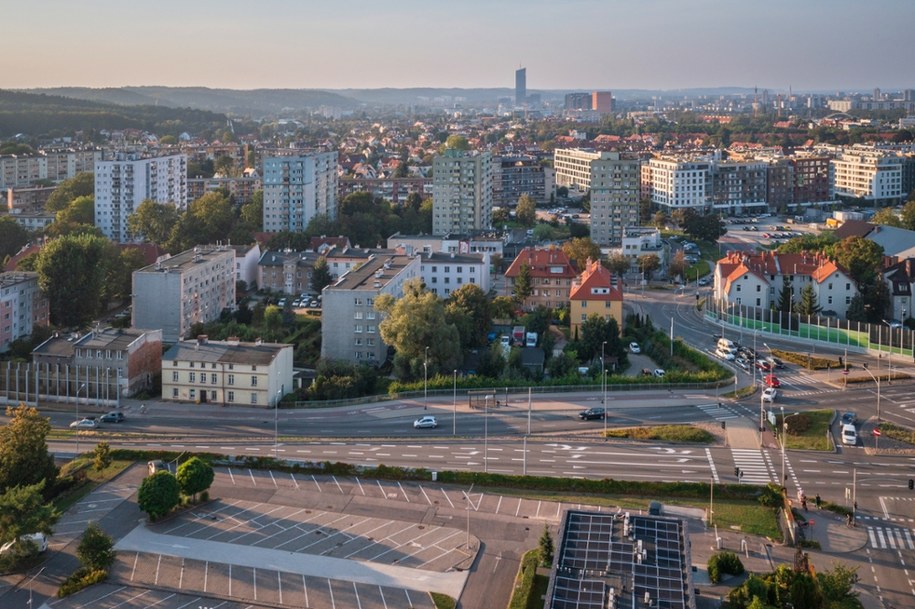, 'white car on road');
413,416,438,429
69,418,98,429
762,388,778,402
